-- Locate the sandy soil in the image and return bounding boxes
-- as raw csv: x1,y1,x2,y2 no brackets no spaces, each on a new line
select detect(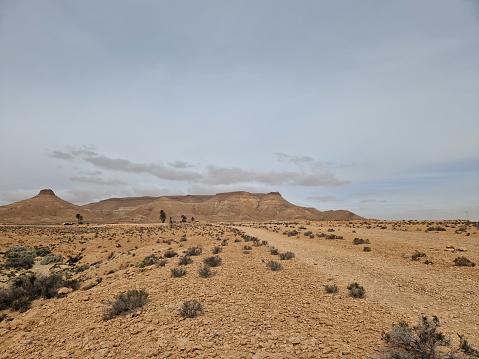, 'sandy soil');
0,220,477,358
